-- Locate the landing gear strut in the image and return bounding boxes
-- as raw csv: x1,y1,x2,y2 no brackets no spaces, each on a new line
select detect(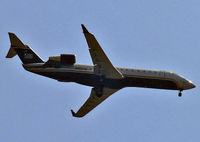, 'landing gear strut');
178,90,182,97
